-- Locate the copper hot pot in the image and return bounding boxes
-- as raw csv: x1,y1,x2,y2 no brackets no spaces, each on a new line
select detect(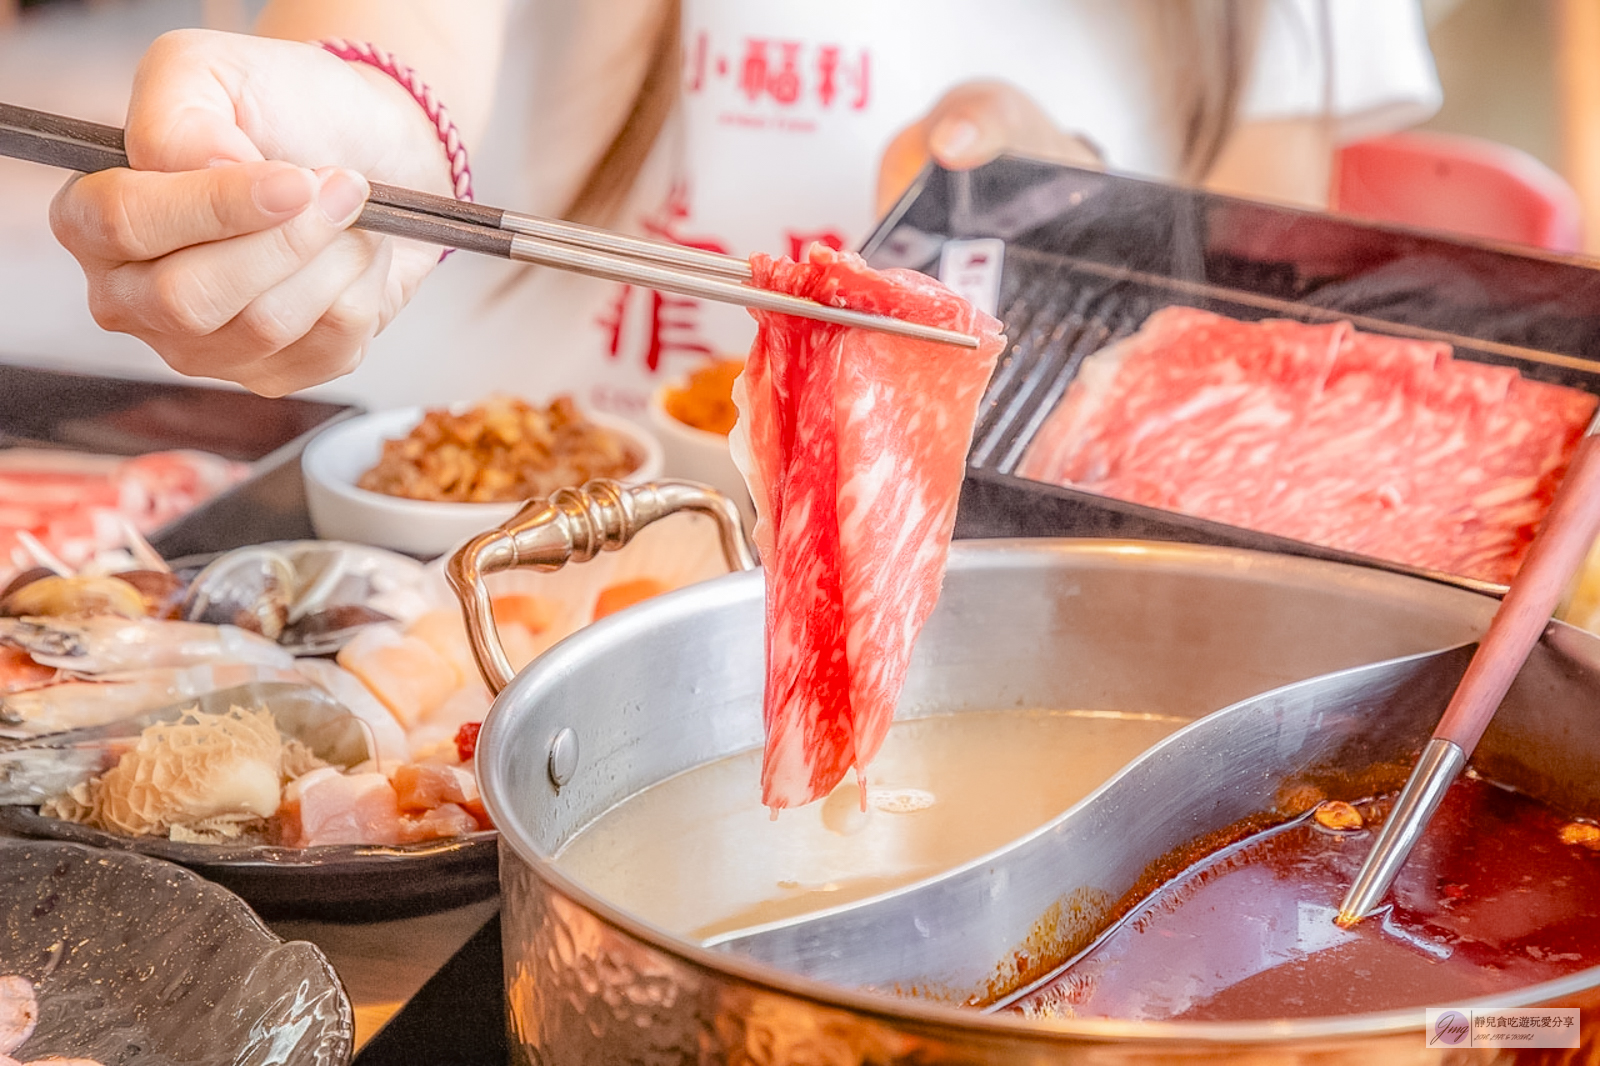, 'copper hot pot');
448,480,1600,1065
